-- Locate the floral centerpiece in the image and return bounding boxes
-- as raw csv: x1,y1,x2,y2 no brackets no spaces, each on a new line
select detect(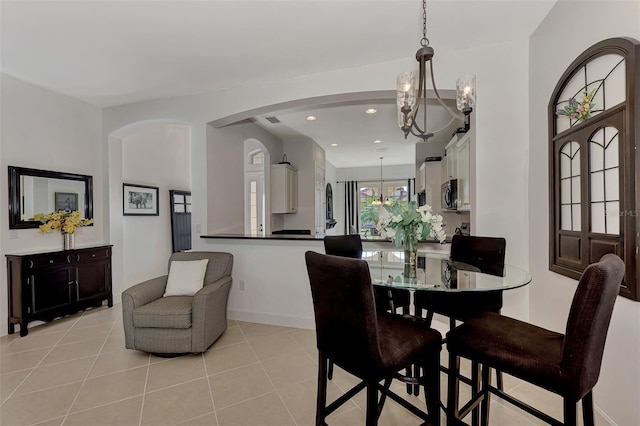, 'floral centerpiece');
556,88,596,122
34,210,93,234
376,201,445,276
33,210,93,249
